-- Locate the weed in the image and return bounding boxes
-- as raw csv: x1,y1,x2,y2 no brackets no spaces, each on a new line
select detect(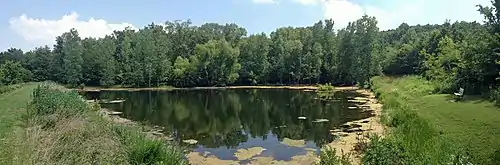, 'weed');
317,83,336,92
317,83,338,100
353,133,369,154
317,147,352,165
